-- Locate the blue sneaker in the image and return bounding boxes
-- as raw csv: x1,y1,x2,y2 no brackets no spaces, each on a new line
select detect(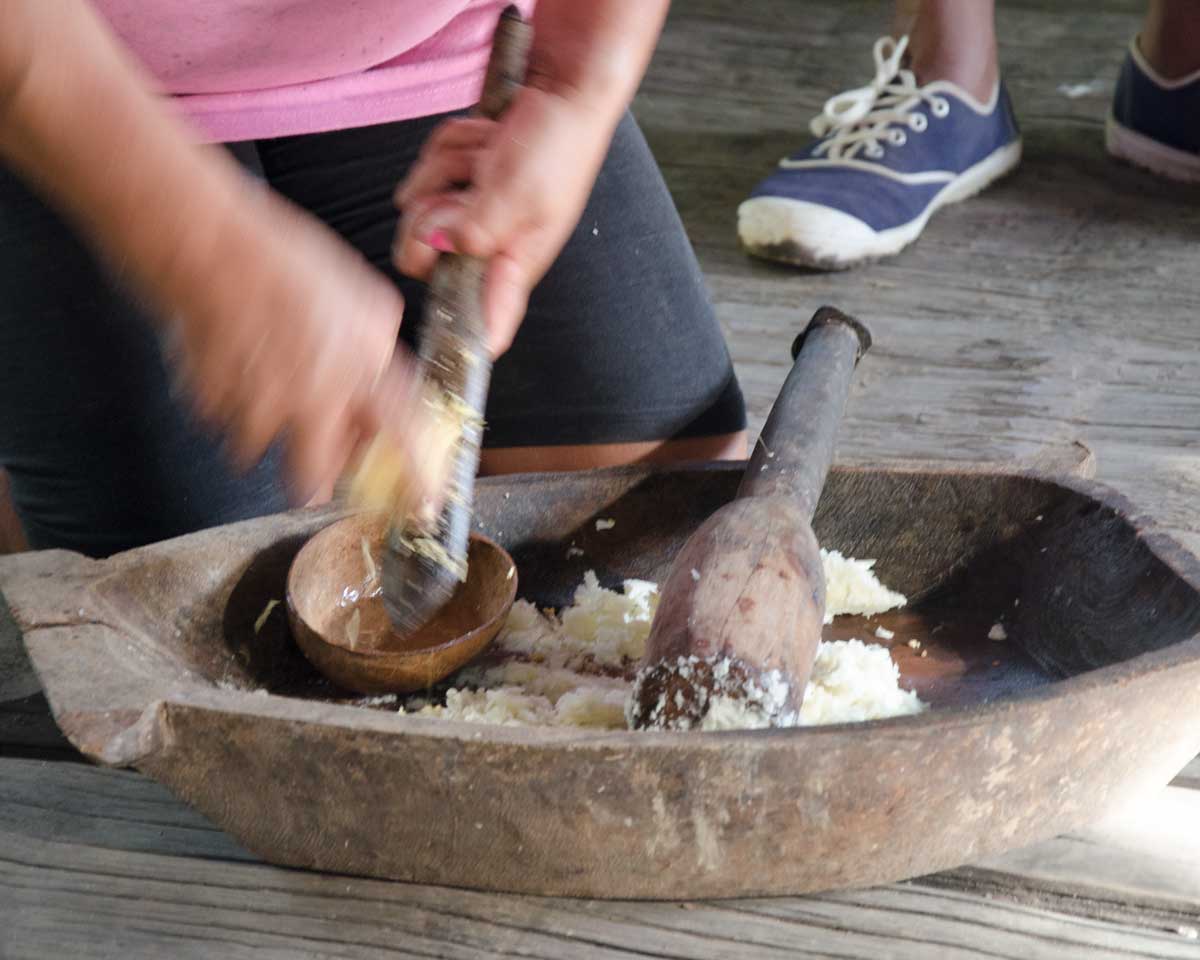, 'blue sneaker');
1107,37,1200,183
738,37,1022,269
